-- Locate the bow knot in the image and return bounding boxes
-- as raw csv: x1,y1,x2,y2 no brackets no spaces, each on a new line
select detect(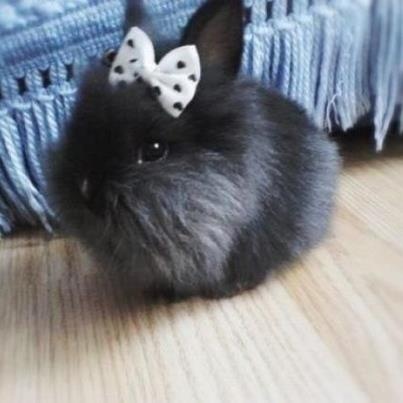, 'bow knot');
109,27,201,118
